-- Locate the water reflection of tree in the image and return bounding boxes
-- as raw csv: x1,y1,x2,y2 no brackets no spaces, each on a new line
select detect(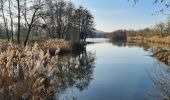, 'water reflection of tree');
111,39,127,47
111,40,151,51
149,59,170,100
58,50,96,92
